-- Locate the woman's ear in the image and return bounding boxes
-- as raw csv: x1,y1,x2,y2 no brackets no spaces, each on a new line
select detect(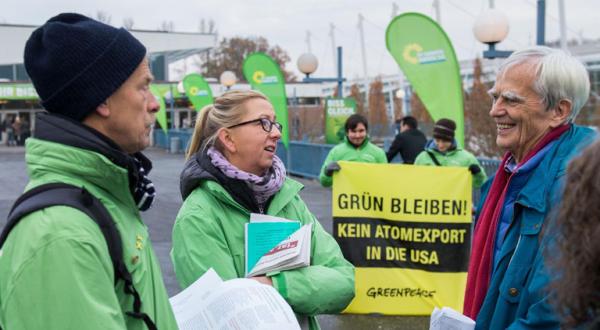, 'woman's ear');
217,128,237,154
550,99,573,128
